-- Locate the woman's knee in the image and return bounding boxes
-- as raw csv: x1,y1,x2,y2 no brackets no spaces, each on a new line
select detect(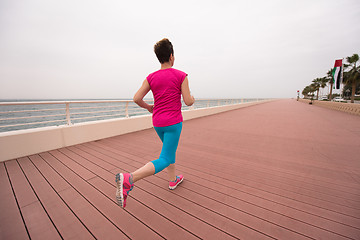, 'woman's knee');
152,157,172,174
